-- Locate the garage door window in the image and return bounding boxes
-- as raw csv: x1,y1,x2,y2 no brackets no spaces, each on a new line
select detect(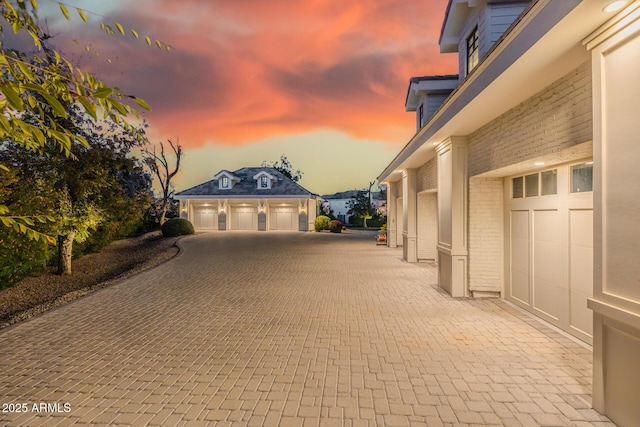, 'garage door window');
512,176,524,198
571,163,593,193
541,170,557,195
525,173,539,197
512,169,558,199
